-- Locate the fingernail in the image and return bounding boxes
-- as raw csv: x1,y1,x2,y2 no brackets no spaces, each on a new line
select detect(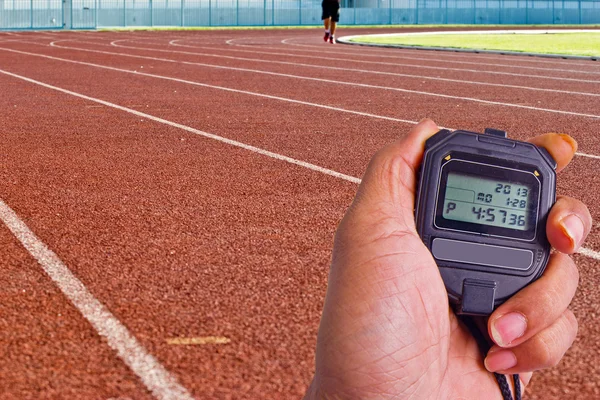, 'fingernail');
485,350,517,372
560,214,585,250
558,133,578,153
491,312,527,347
